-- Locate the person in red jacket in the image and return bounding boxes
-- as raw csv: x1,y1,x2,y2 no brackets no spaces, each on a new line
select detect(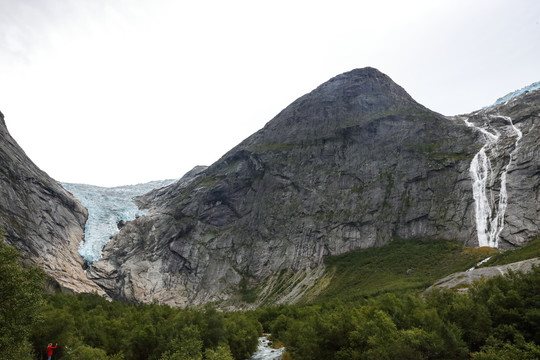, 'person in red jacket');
46,343,57,360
